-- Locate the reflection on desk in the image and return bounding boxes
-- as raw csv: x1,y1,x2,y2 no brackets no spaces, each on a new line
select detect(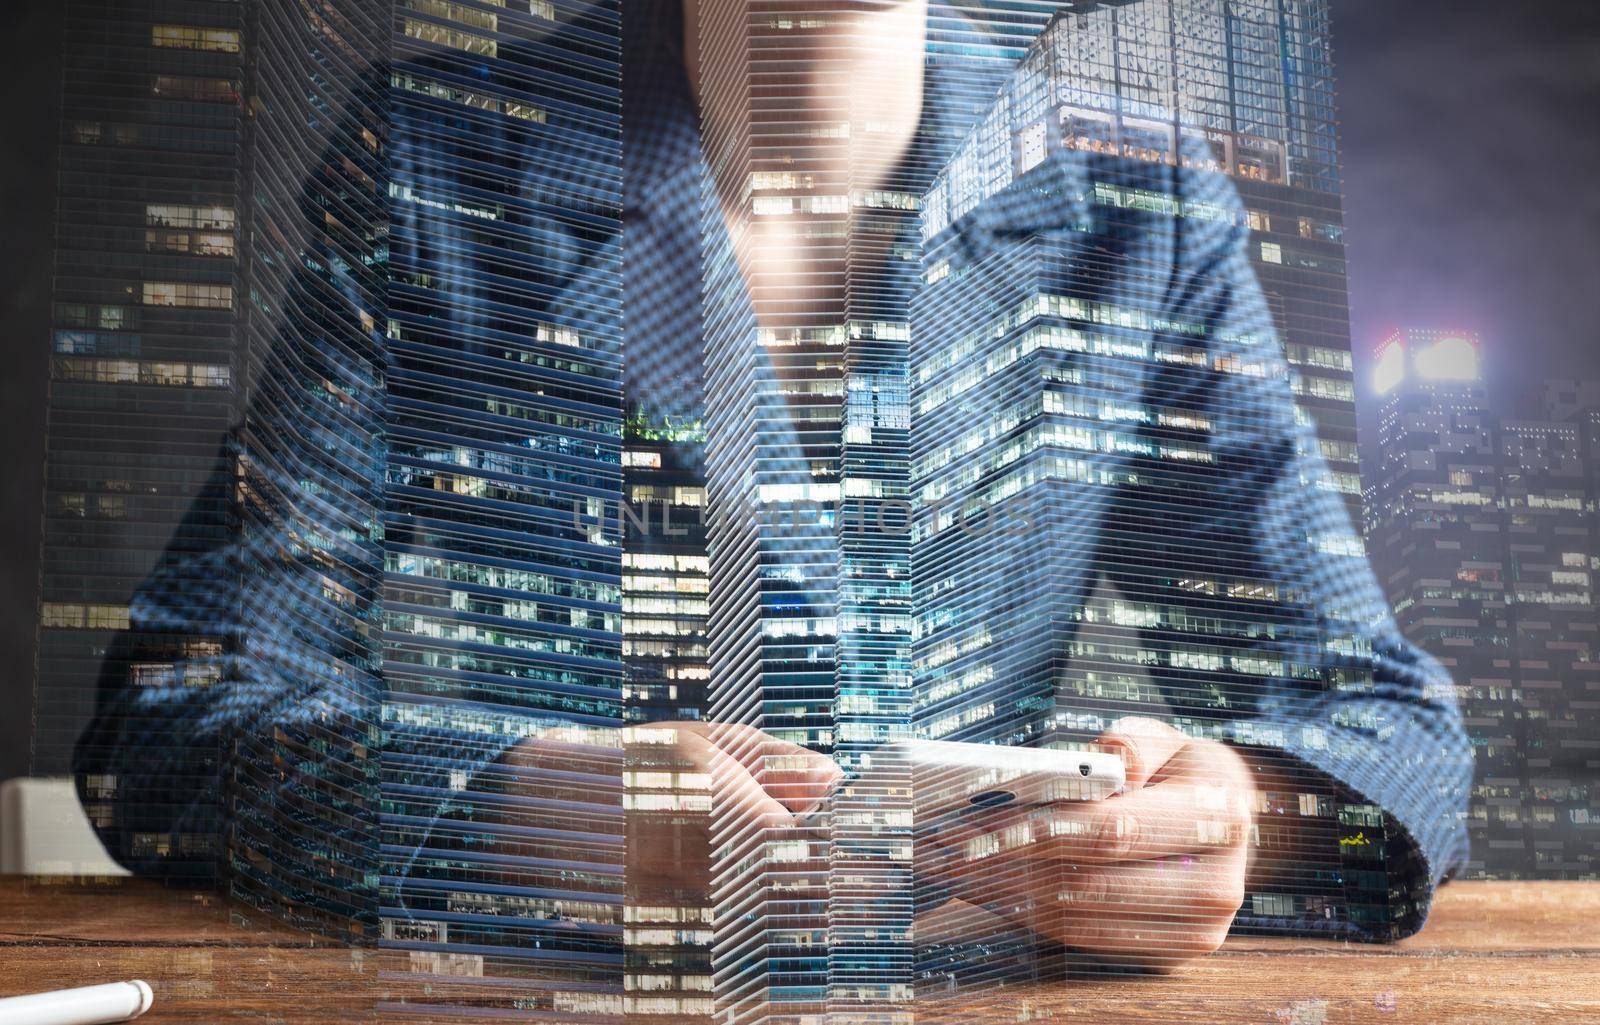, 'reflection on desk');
0,879,1596,1023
